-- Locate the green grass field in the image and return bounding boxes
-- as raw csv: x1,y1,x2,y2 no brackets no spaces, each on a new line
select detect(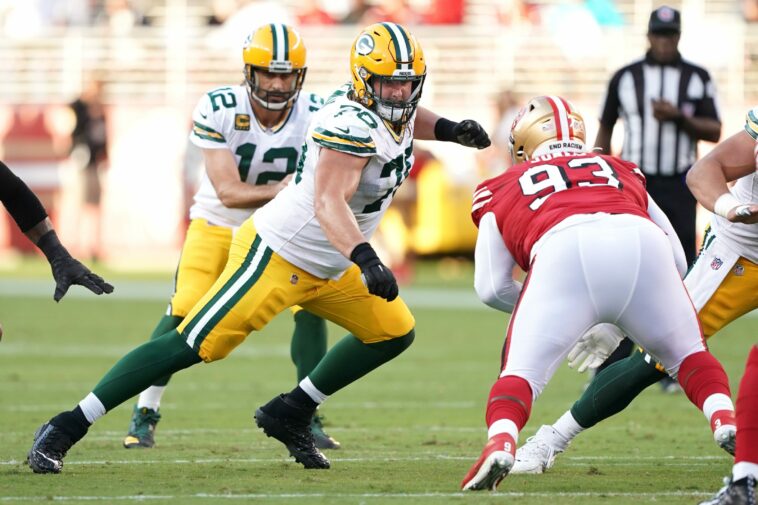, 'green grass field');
0,262,754,504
